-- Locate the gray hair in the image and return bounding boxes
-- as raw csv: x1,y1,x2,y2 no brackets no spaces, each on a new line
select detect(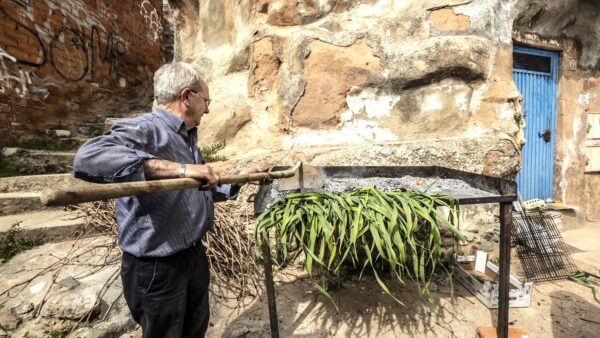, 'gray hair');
153,62,201,104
